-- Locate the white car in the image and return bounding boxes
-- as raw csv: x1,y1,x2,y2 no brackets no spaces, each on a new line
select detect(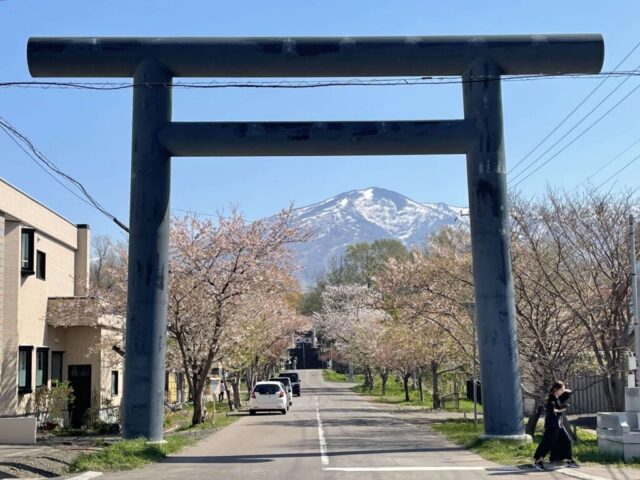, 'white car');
249,381,288,415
